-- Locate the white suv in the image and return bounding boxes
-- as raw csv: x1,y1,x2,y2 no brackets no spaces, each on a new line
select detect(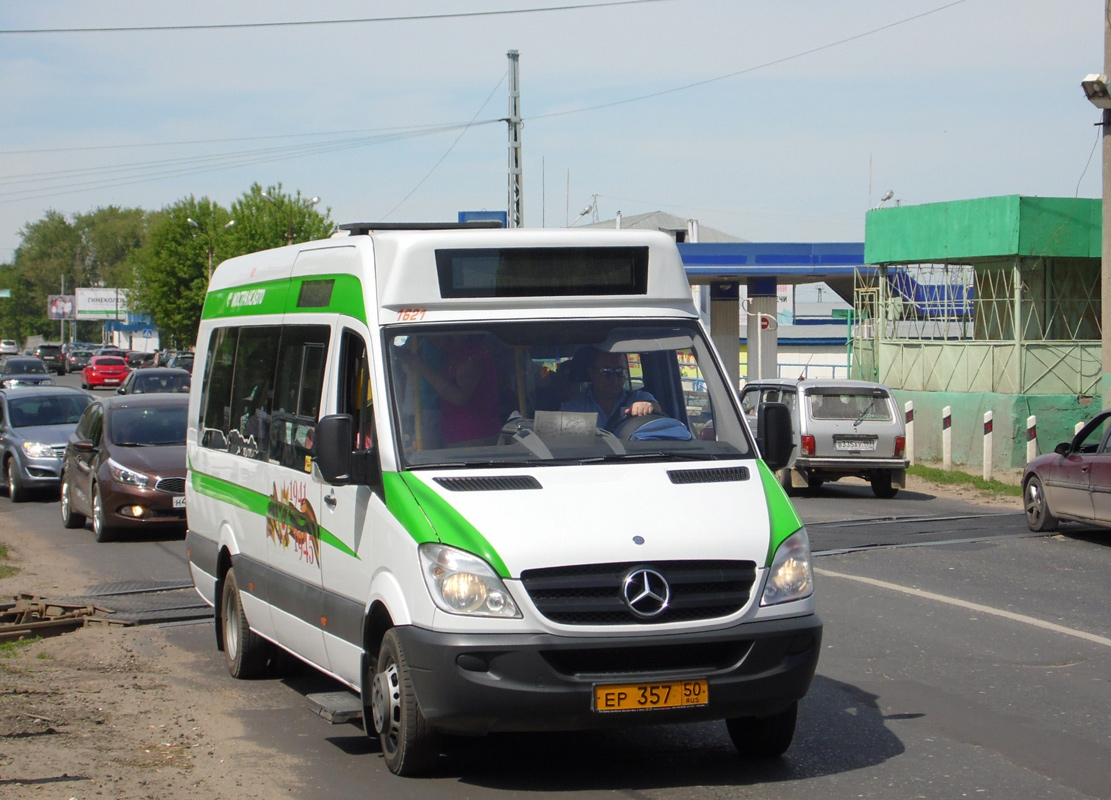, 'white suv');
0,340,18,356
